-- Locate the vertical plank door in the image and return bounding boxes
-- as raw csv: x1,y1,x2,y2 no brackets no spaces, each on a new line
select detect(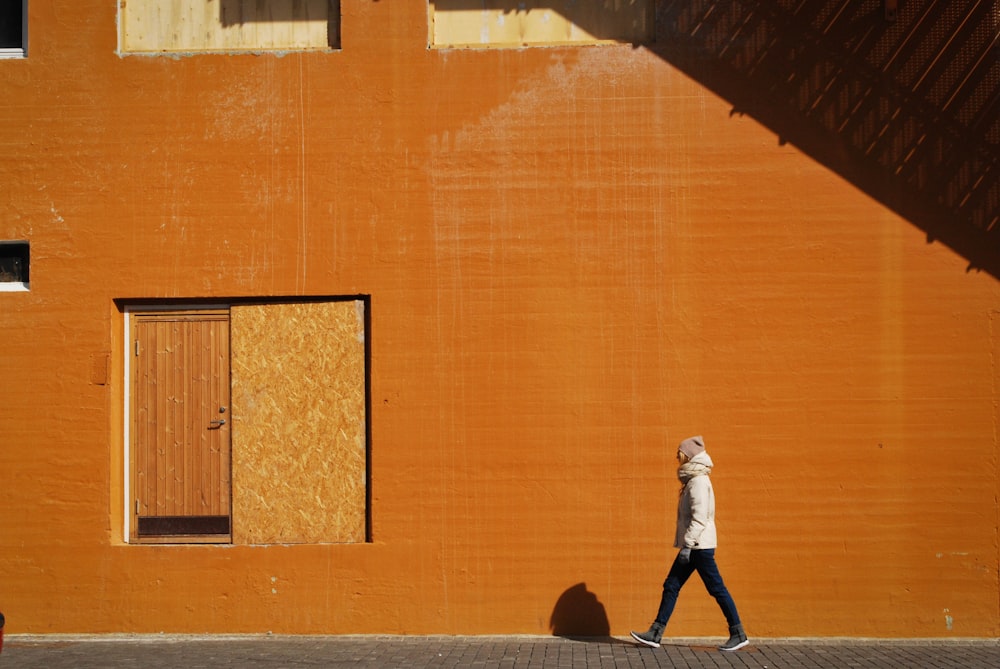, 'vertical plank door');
130,310,231,542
